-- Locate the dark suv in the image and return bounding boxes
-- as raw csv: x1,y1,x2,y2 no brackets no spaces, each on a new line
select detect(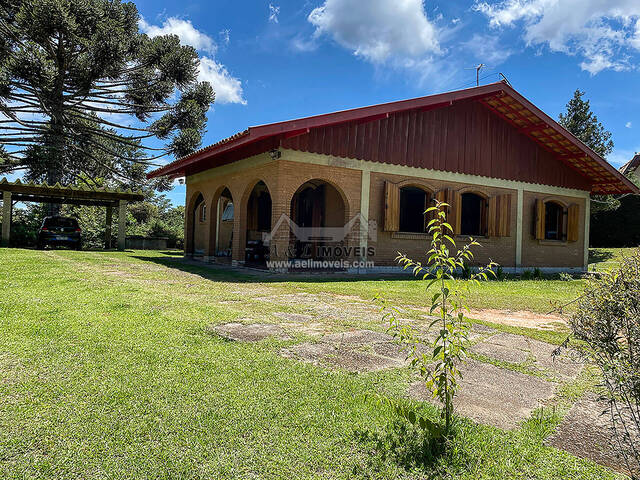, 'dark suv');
37,216,82,250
